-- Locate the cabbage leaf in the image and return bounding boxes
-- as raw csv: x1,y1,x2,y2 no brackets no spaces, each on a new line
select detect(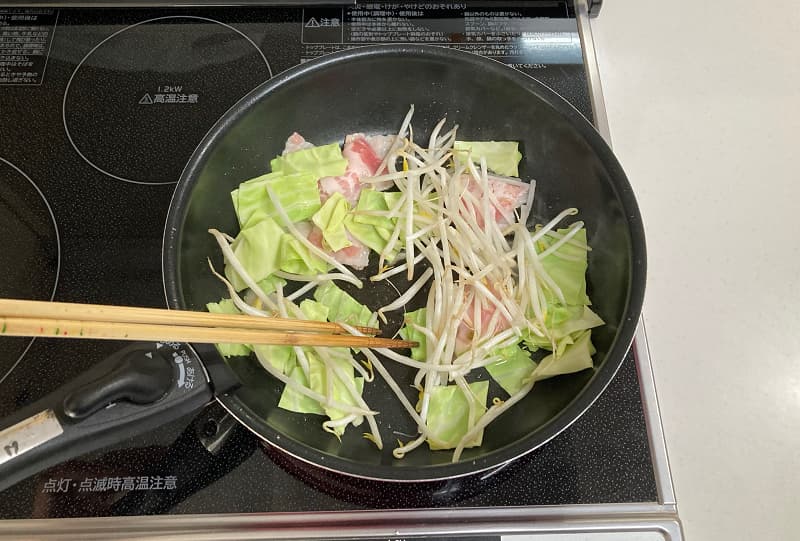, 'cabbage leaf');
533,330,595,381
279,233,329,275
312,192,351,251
224,217,285,291
399,308,427,361
314,281,374,328
426,381,489,450
232,171,320,226
454,140,523,177
486,344,537,395
270,143,348,179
